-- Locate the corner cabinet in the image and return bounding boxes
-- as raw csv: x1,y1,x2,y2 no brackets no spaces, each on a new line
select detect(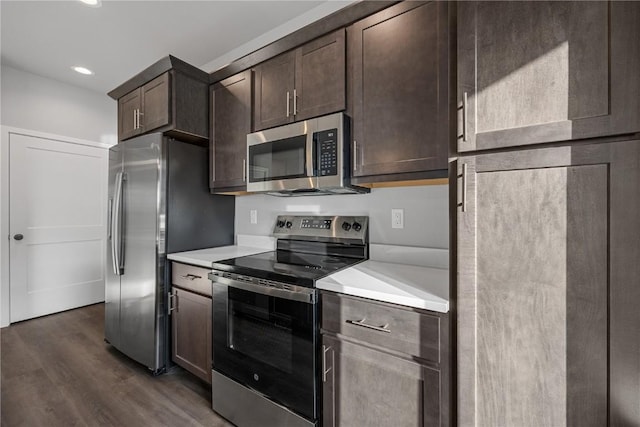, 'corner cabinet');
321,292,450,427
349,1,452,183
253,29,346,131
210,70,252,193
454,139,640,426
110,56,210,144
170,262,213,384
457,1,640,152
